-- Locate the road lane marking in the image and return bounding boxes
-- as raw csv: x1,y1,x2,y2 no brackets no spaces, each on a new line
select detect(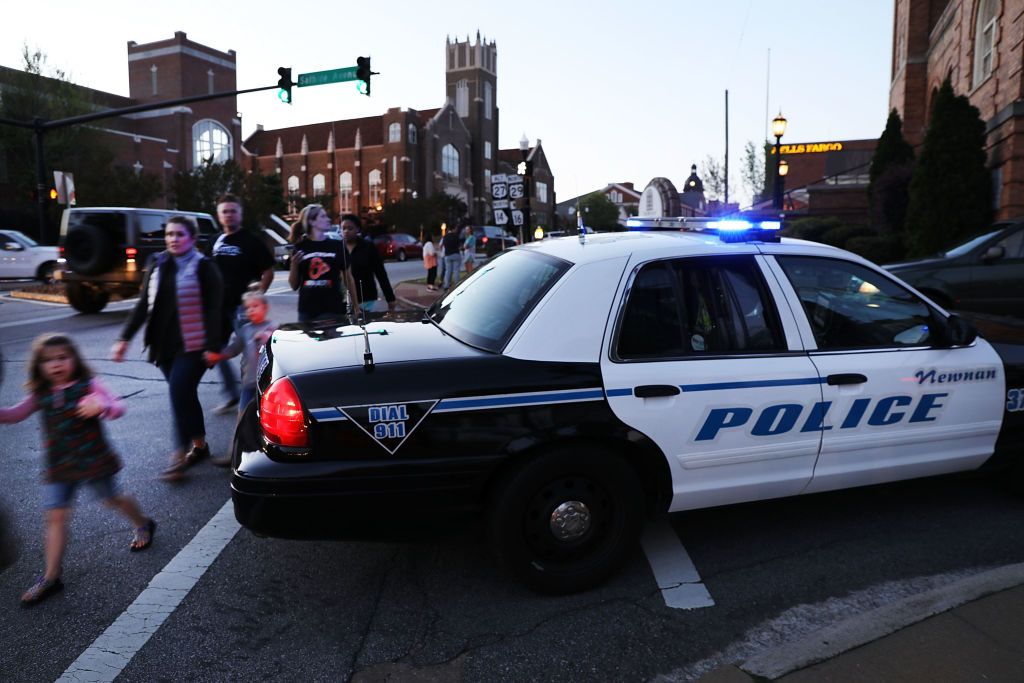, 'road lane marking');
641,517,715,610
57,499,240,682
